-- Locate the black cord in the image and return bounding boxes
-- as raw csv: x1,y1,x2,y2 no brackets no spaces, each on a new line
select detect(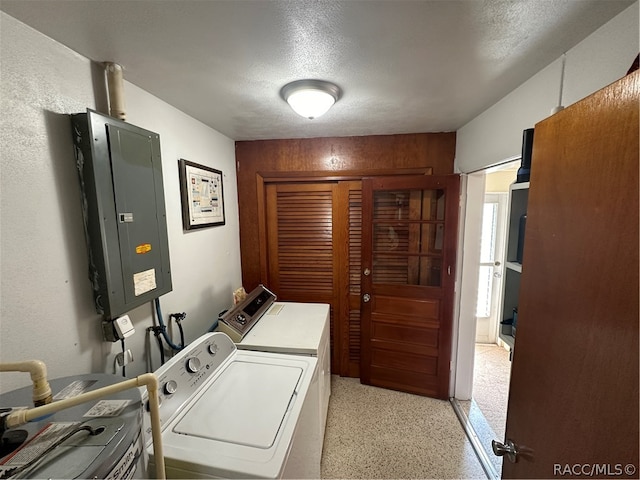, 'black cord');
0,425,100,479
120,338,126,377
